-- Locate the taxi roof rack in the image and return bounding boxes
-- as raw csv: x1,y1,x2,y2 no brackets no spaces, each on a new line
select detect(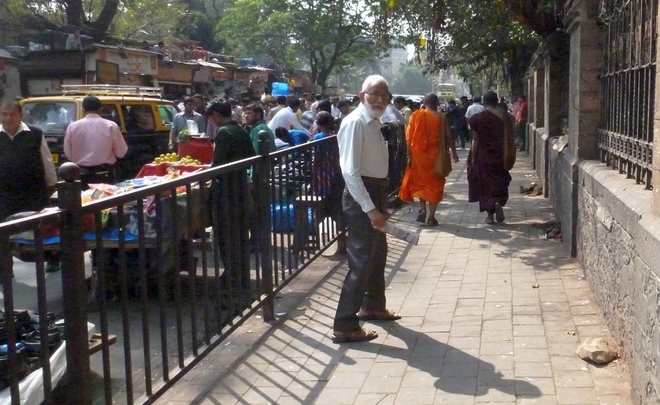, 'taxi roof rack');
61,84,163,98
